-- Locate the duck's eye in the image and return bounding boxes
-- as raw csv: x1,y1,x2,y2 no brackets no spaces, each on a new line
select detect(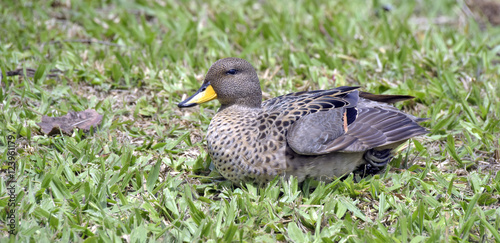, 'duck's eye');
226,69,238,75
